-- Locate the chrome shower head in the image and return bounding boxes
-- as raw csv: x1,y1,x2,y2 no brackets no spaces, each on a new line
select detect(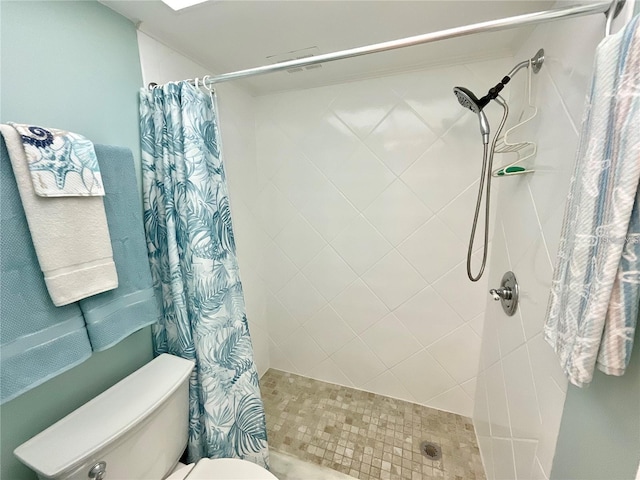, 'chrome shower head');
454,86,482,113
453,86,490,144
